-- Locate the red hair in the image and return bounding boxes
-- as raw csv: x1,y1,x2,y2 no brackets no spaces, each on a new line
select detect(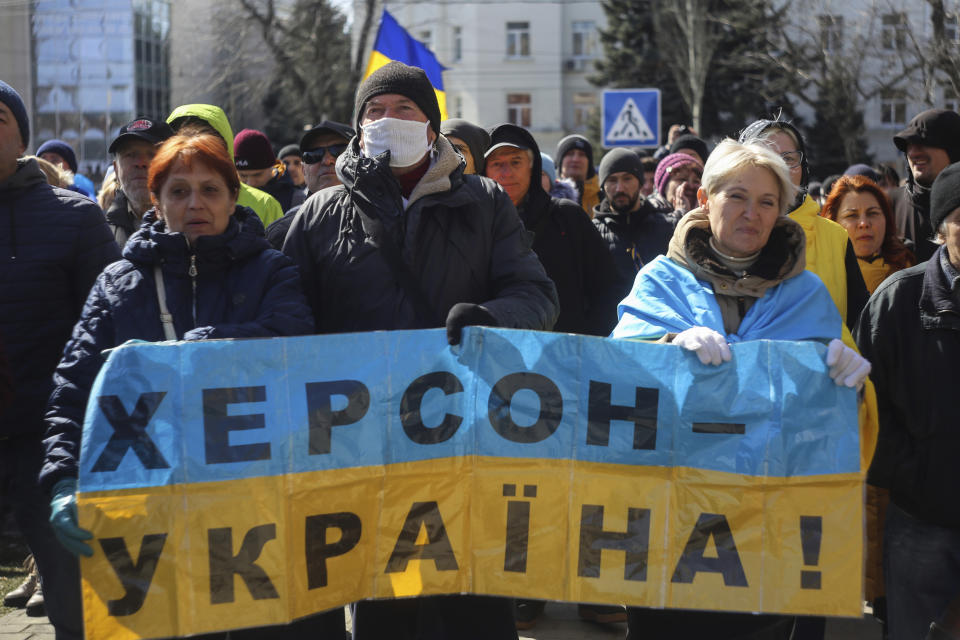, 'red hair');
822,174,914,271
148,131,240,200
